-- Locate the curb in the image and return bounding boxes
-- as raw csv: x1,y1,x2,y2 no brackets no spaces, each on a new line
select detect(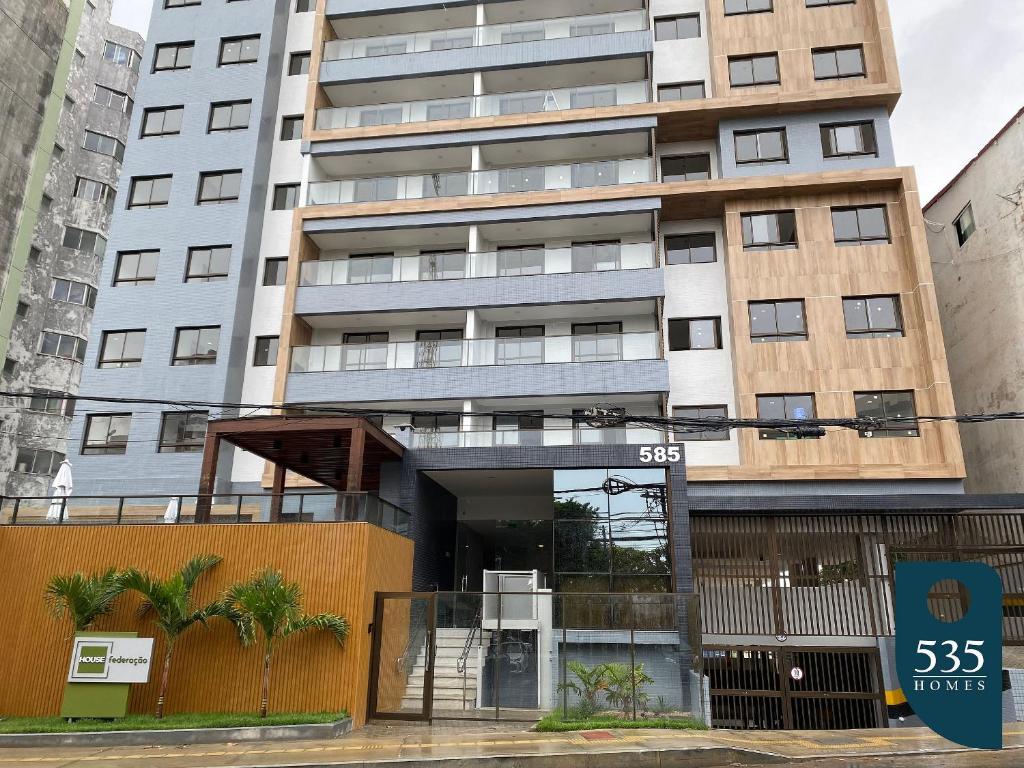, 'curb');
0,717,352,748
